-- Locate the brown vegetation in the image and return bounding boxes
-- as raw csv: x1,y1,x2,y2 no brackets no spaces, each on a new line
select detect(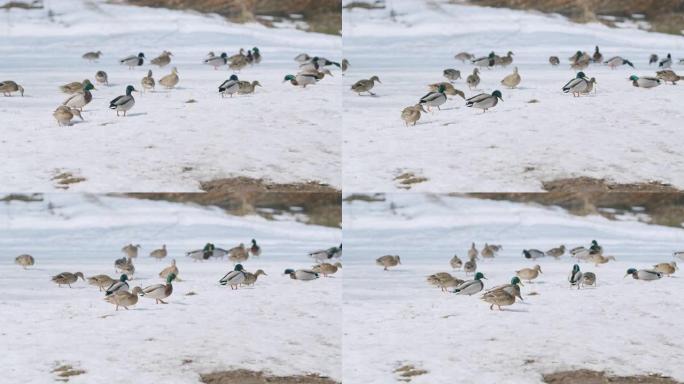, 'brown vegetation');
543,369,681,384
200,369,339,384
